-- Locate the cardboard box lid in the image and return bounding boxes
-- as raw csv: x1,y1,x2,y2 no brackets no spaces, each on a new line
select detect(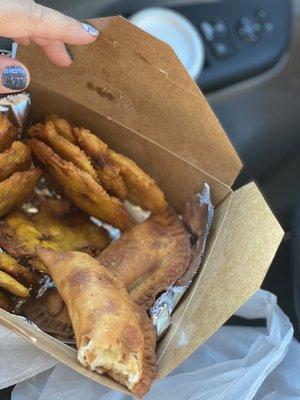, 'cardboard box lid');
18,16,242,188
156,182,284,377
